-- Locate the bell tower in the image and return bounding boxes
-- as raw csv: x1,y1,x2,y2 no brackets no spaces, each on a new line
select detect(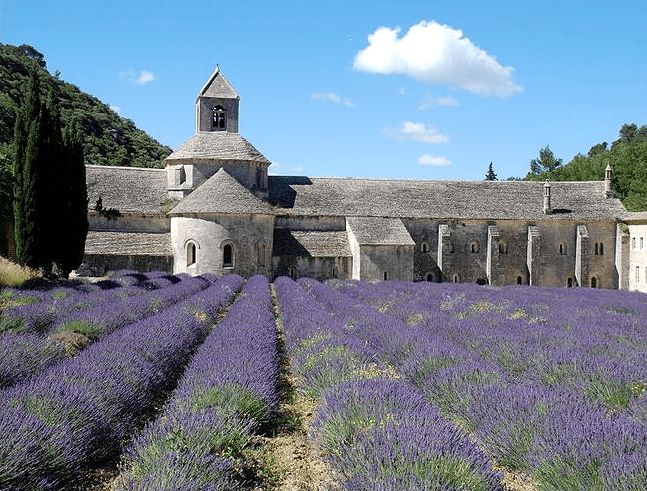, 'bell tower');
196,66,240,133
